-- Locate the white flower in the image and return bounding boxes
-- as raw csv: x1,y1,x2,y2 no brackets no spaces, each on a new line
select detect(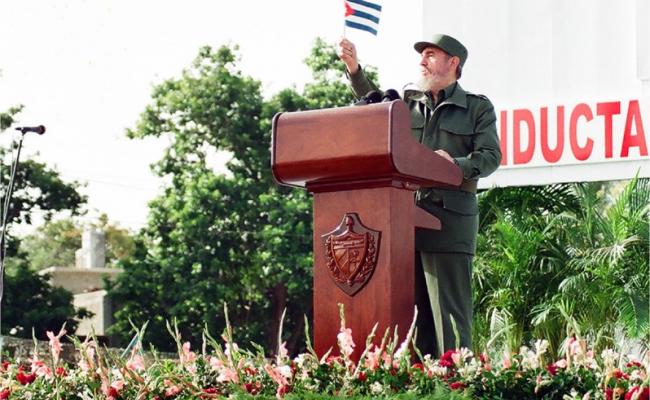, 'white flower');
601,349,619,368
535,339,549,357
370,381,384,395
277,365,292,379
630,369,646,382
457,359,481,379
520,346,539,371
429,365,448,377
